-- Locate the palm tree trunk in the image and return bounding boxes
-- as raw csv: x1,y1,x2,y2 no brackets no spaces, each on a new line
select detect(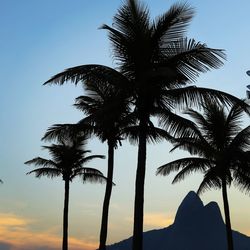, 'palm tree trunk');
62,179,70,250
98,141,115,250
222,178,234,250
132,119,147,250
